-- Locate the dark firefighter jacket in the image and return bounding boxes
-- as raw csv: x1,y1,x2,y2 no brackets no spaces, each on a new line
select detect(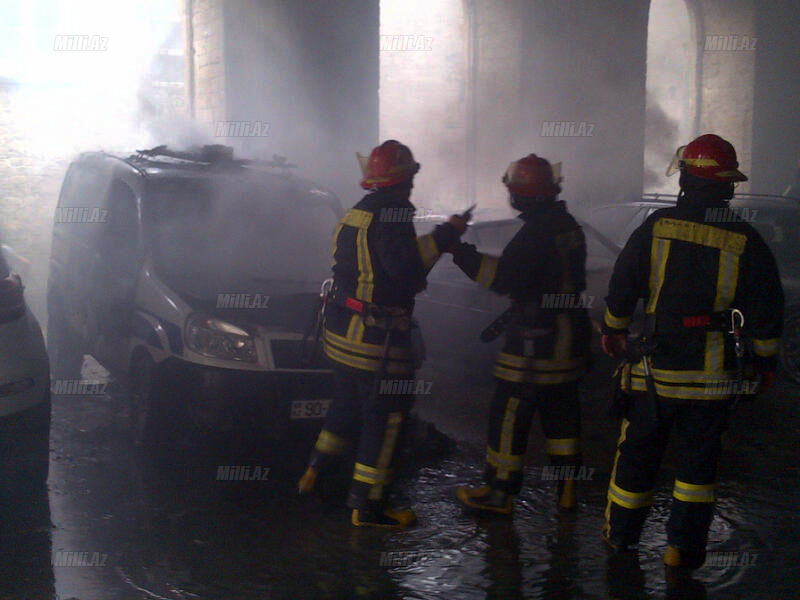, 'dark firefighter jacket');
323,189,459,375
603,198,784,400
452,200,592,385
